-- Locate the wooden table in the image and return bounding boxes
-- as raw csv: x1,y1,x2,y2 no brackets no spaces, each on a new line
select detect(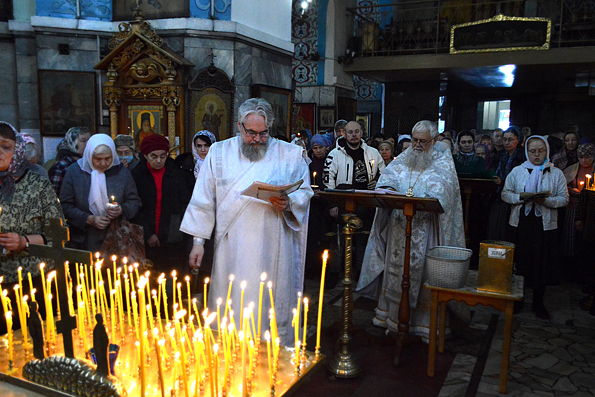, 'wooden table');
425,271,524,394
